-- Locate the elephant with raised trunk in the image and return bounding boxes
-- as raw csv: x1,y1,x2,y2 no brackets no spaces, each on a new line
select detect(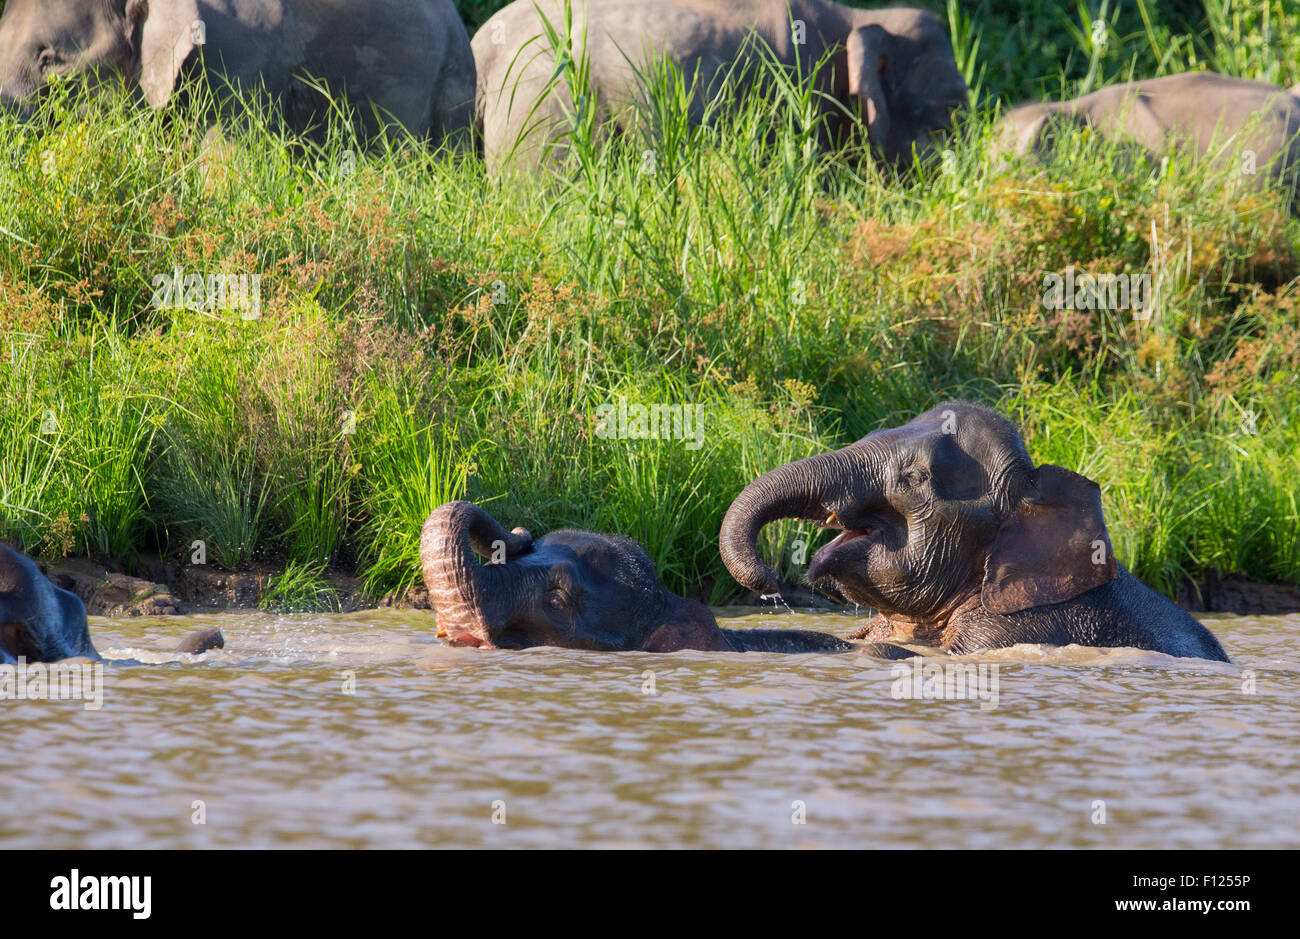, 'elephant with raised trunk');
473,0,967,173
0,0,476,146
1,543,223,664
995,72,1300,202
421,500,912,655
719,402,1230,662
